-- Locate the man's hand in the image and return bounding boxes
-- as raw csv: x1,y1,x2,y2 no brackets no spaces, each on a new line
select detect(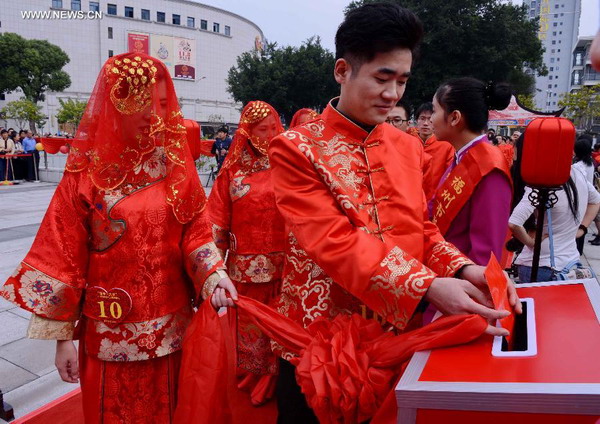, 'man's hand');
210,276,238,309
55,340,79,383
460,265,522,315
425,277,510,337
220,149,227,156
